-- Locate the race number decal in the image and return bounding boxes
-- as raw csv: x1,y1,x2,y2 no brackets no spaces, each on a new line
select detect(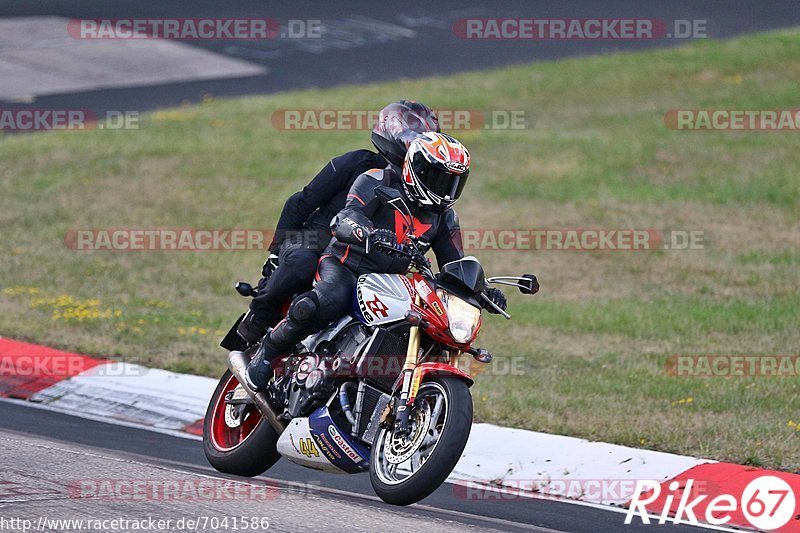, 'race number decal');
298,437,320,458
